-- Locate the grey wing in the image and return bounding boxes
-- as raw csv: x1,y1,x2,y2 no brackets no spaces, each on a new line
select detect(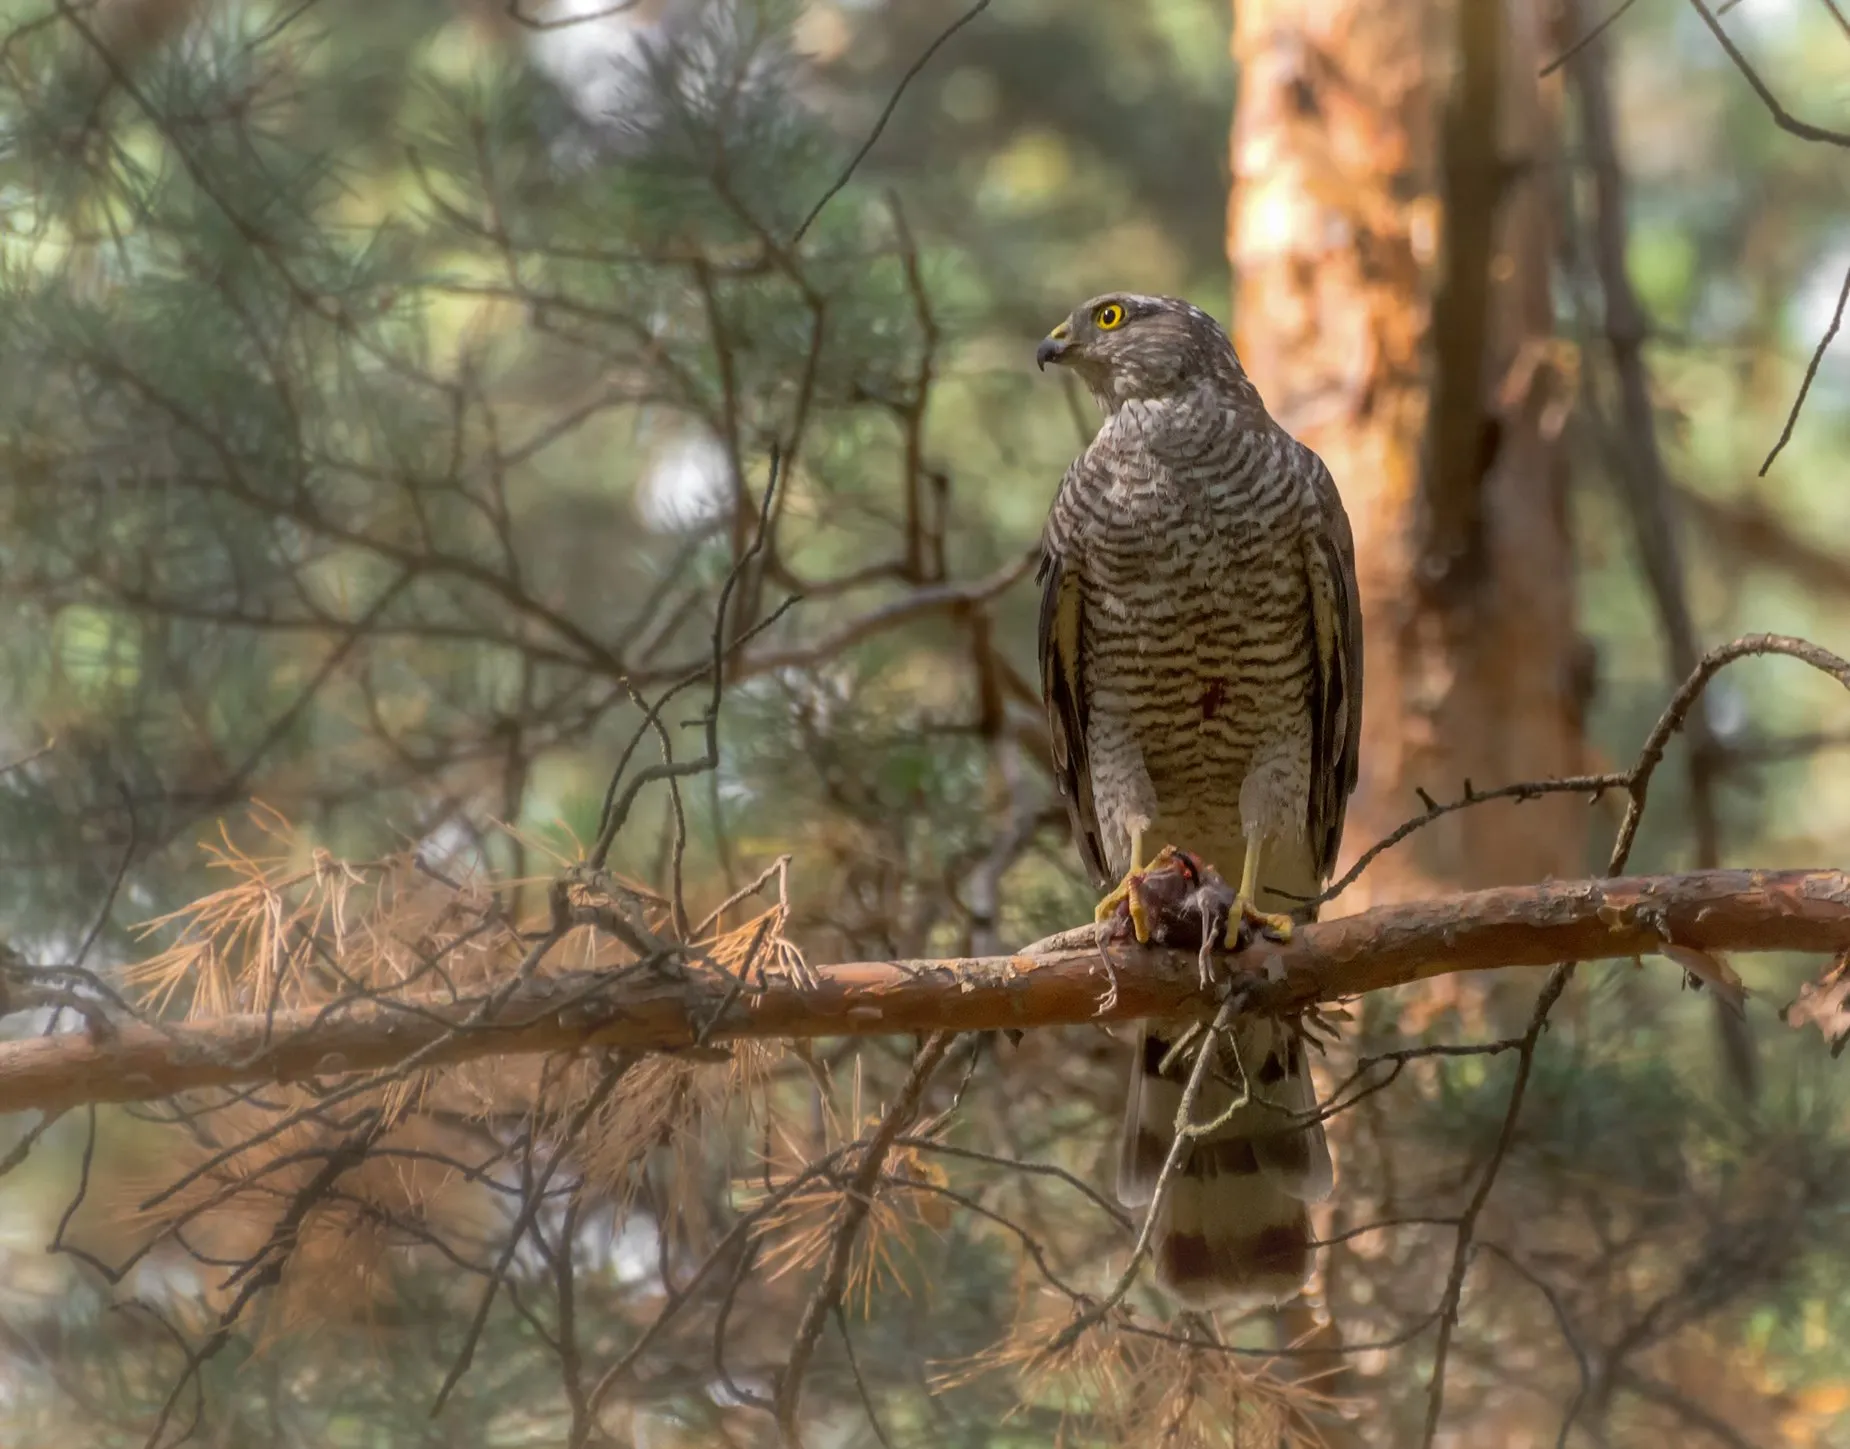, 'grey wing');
1301,445,1364,887
1038,477,1110,891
